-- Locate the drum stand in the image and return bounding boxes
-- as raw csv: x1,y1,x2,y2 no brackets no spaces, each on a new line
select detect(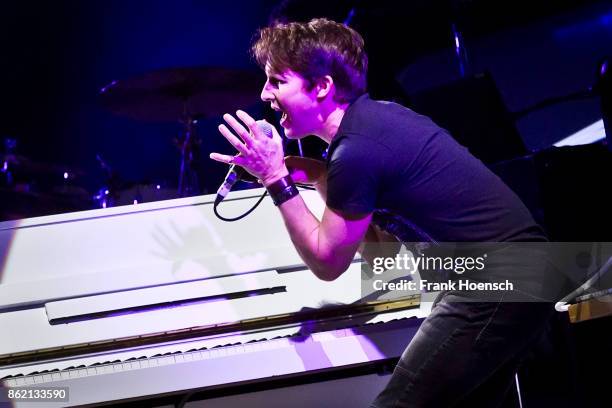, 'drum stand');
177,106,200,197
